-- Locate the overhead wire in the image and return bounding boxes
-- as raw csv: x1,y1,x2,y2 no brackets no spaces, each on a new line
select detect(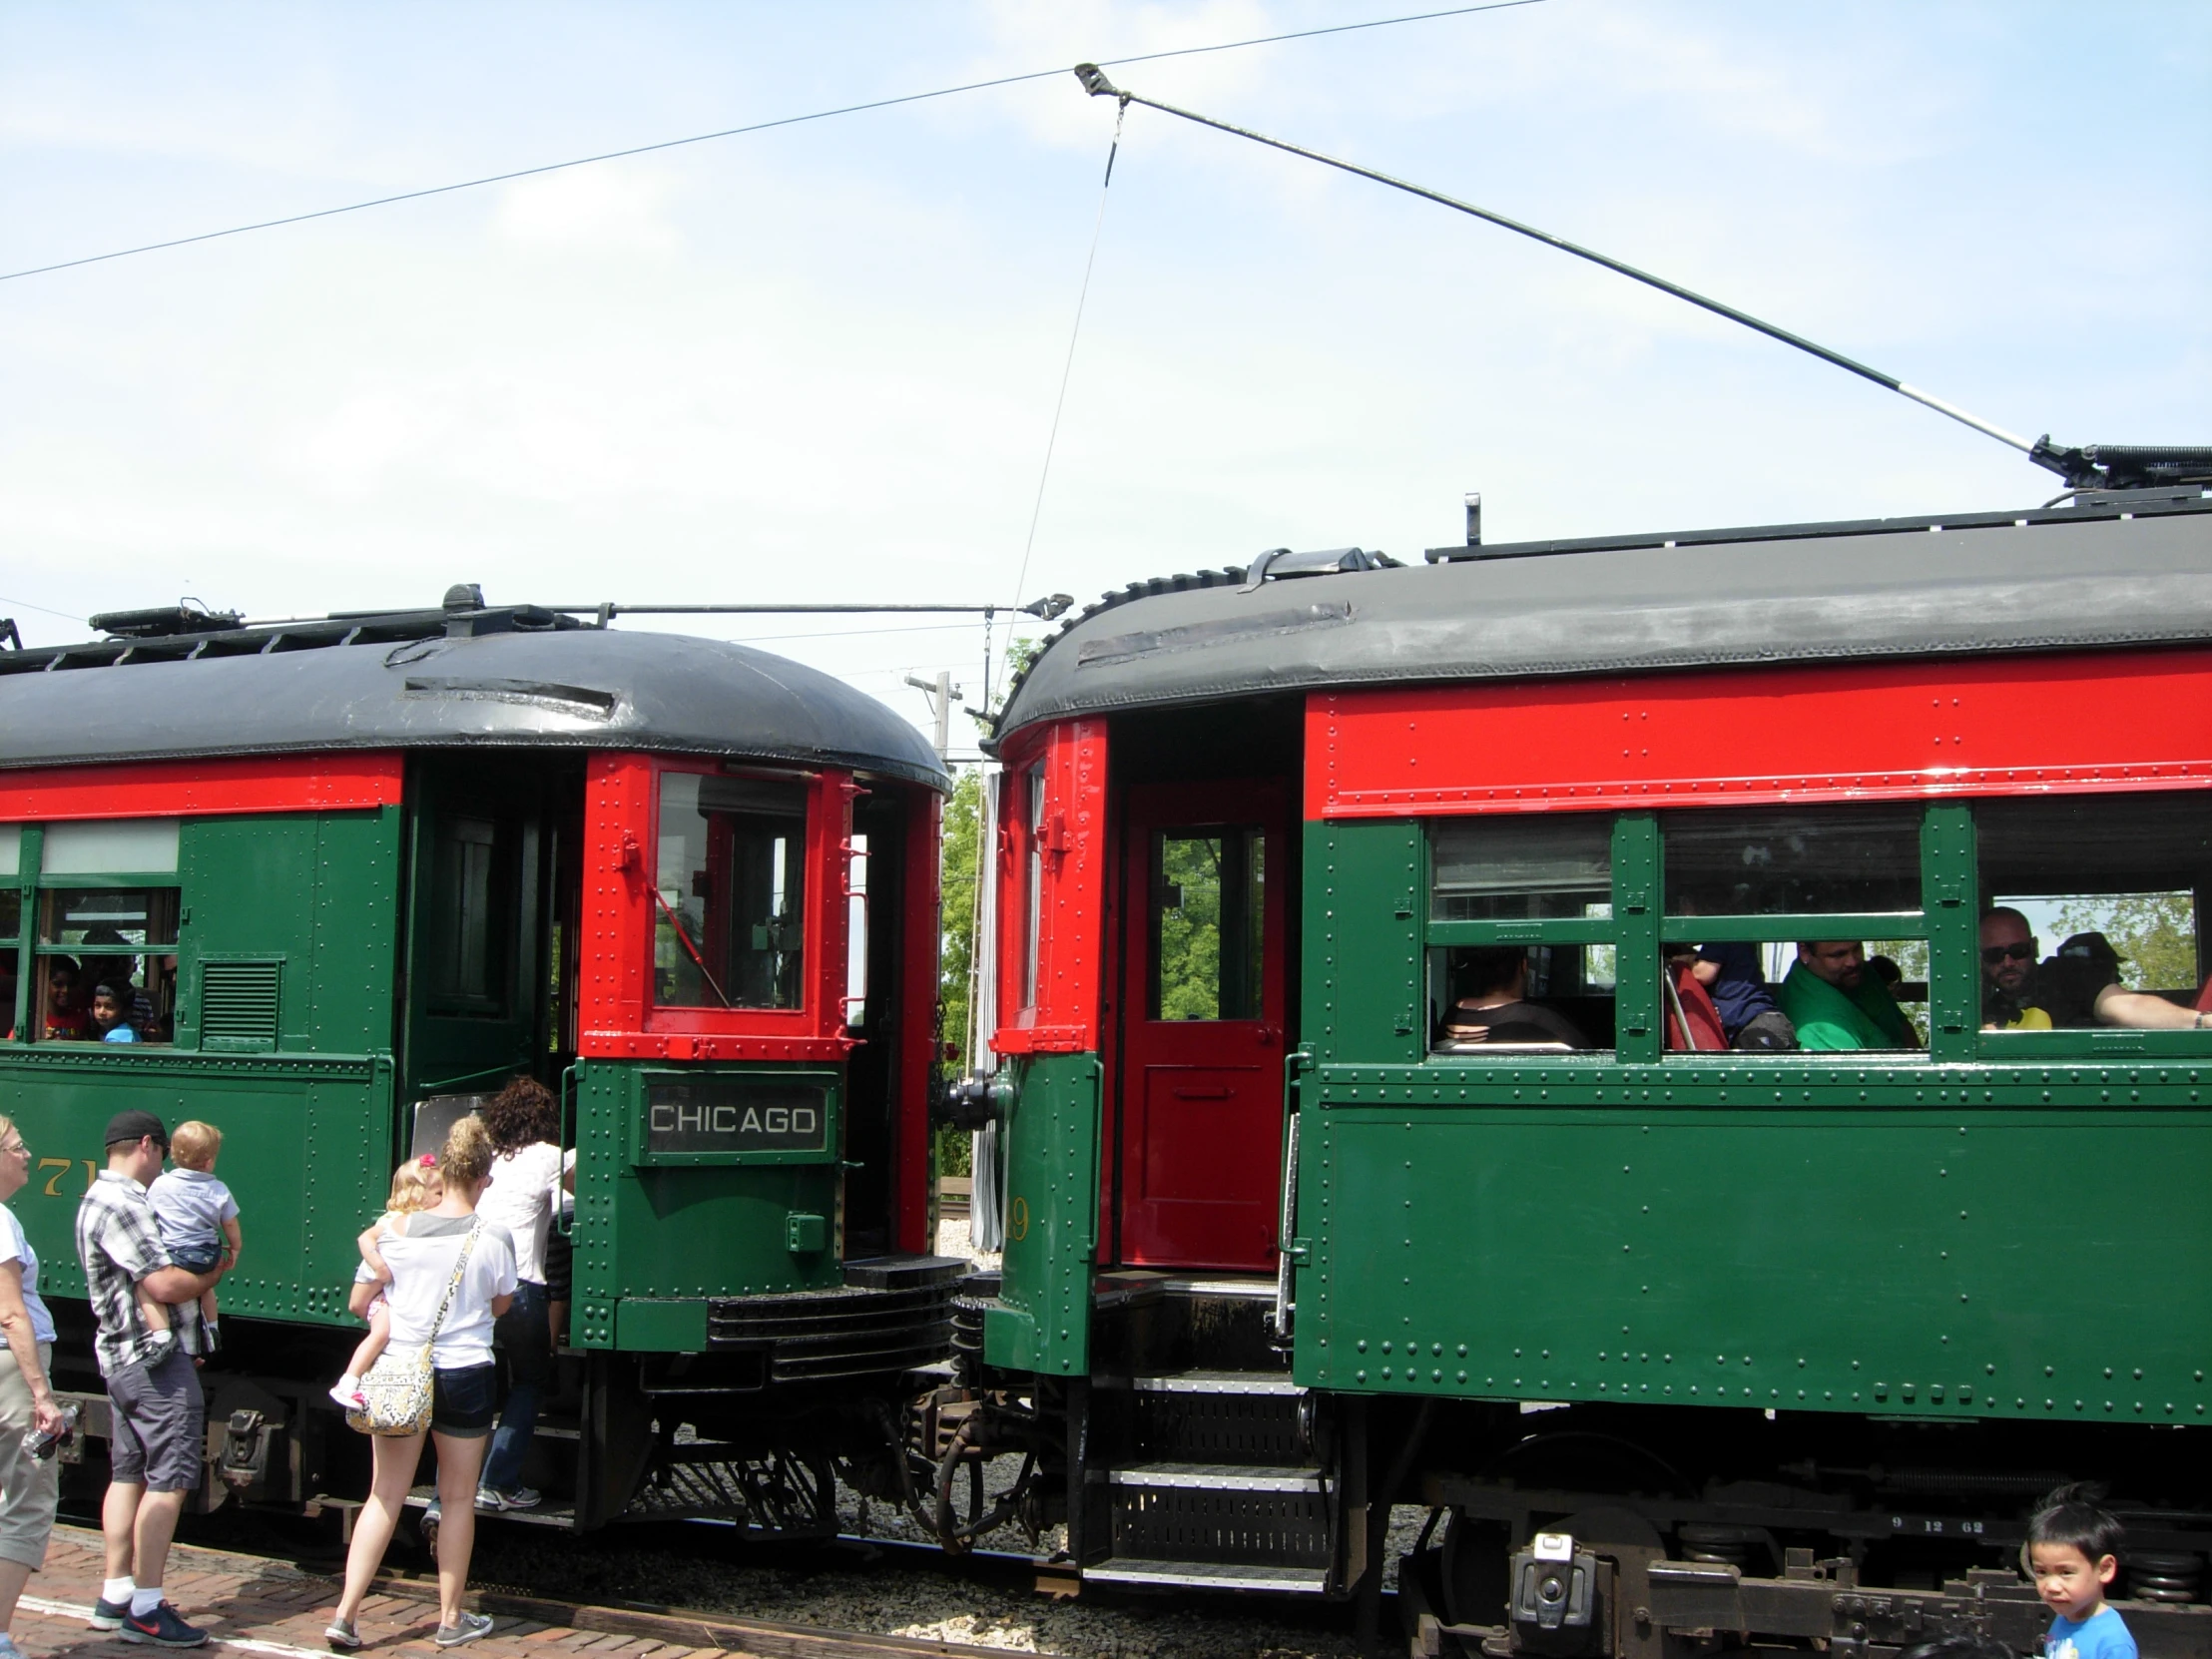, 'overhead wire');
0,1,1543,287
